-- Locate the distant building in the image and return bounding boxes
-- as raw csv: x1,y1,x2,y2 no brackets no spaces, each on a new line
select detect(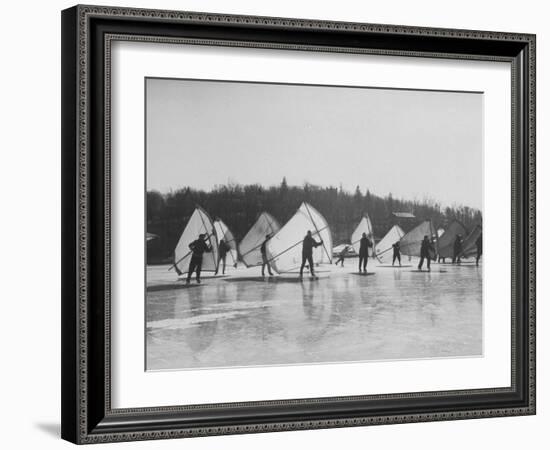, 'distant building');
388,211,417,232
391,212,415,219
